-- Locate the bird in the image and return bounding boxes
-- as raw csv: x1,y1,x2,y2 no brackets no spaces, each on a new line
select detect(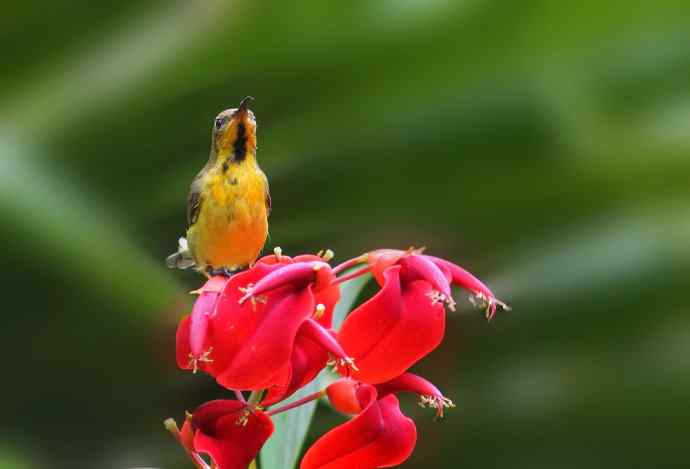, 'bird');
166,96,270,276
